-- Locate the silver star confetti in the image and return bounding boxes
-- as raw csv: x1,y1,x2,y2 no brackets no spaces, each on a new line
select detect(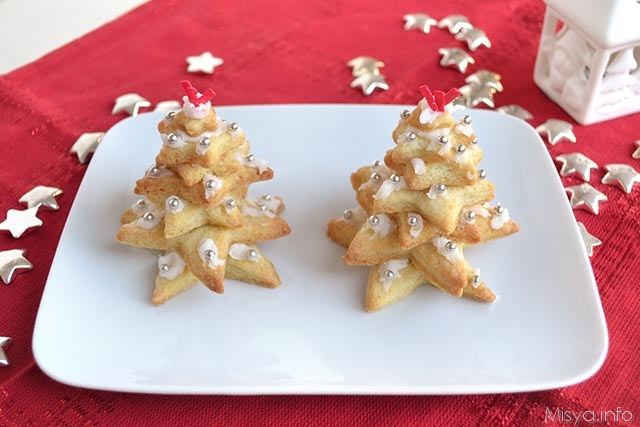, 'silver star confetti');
19,186,63,210
438,48,474,73
555,153,598,182
350,73,389,96
459,84,494,108
0,249,32,284
465,70,503,92
438,15,472,34
111,93,151,116
70,132,104,164
565,183,608,215
496,104,533,121
536,119,576,145
633,140,640,160
577,222,601,257
0,207,43,238
346,56,384,76
153,100,181,114
403,13,437,33
601,164,640,194
186,51,224,74
455,27,491,51
0,337,11,367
